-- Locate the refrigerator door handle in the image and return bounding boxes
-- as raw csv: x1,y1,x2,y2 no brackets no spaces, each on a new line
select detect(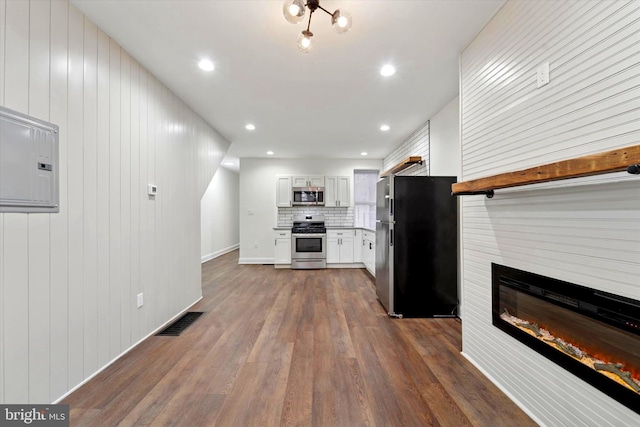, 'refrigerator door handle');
389,199,394,217
390,229,393,247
